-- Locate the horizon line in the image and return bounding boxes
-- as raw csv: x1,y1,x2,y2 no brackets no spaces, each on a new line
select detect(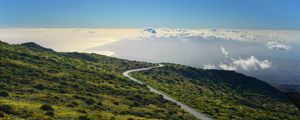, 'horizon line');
1,27,300,31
